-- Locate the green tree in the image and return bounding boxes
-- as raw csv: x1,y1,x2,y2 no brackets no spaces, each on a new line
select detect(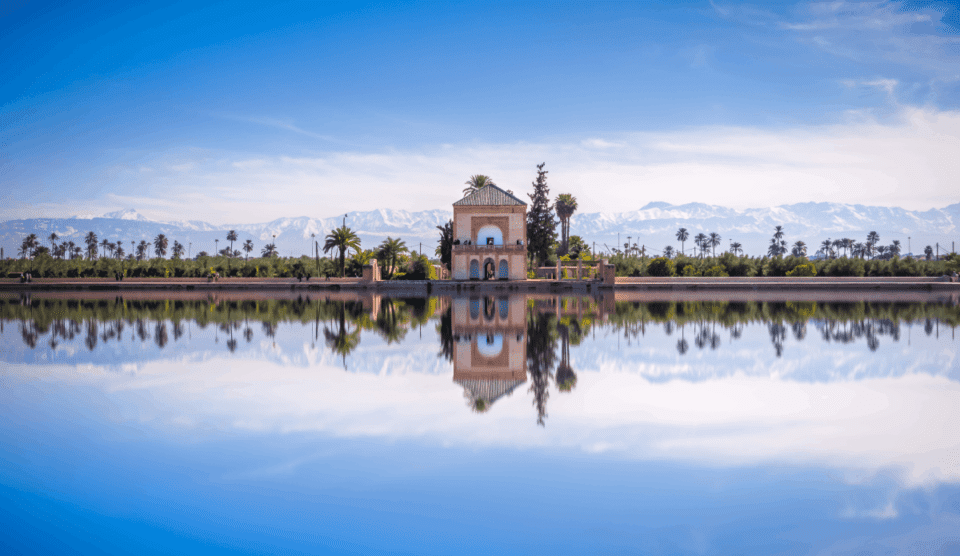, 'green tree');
676,228,689,257
85,232,98,260
227,230,238,256
525,162,557,268
663,245,675,259
172,241,185,259
694,233,708,258
463,174,496,196
435,219,453,272
48,232,58,254
261,243,279,257
866,231,880,258
243,239,254,260
792,240,807,257
567,235,589,259
136,240,149,261
323,225,361,277
377,236,407,280
153,234,168,258
729,241,743,256
555,193,578,255
708,232,721,257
